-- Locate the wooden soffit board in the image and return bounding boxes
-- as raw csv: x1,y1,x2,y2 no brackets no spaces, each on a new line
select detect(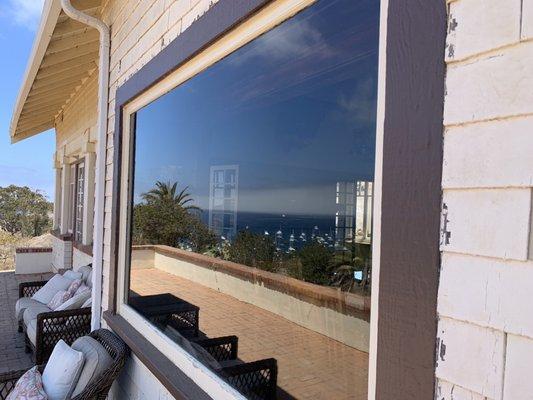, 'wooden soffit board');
10,0,102,143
